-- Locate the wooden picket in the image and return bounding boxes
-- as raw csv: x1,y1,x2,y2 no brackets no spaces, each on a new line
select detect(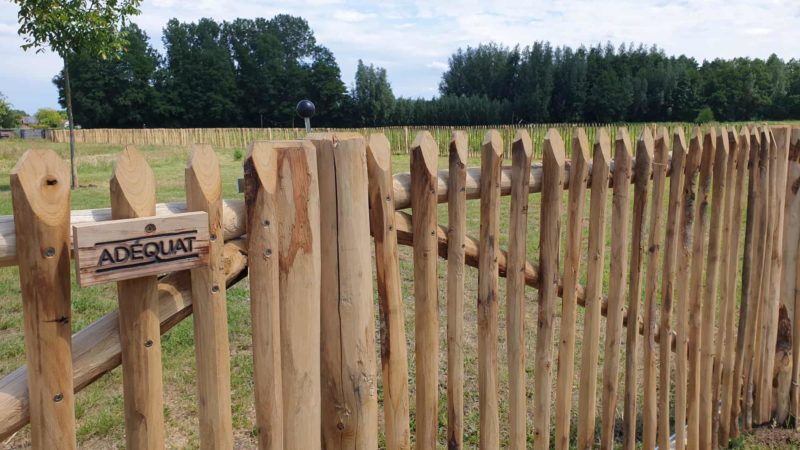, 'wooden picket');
5,124,800,450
